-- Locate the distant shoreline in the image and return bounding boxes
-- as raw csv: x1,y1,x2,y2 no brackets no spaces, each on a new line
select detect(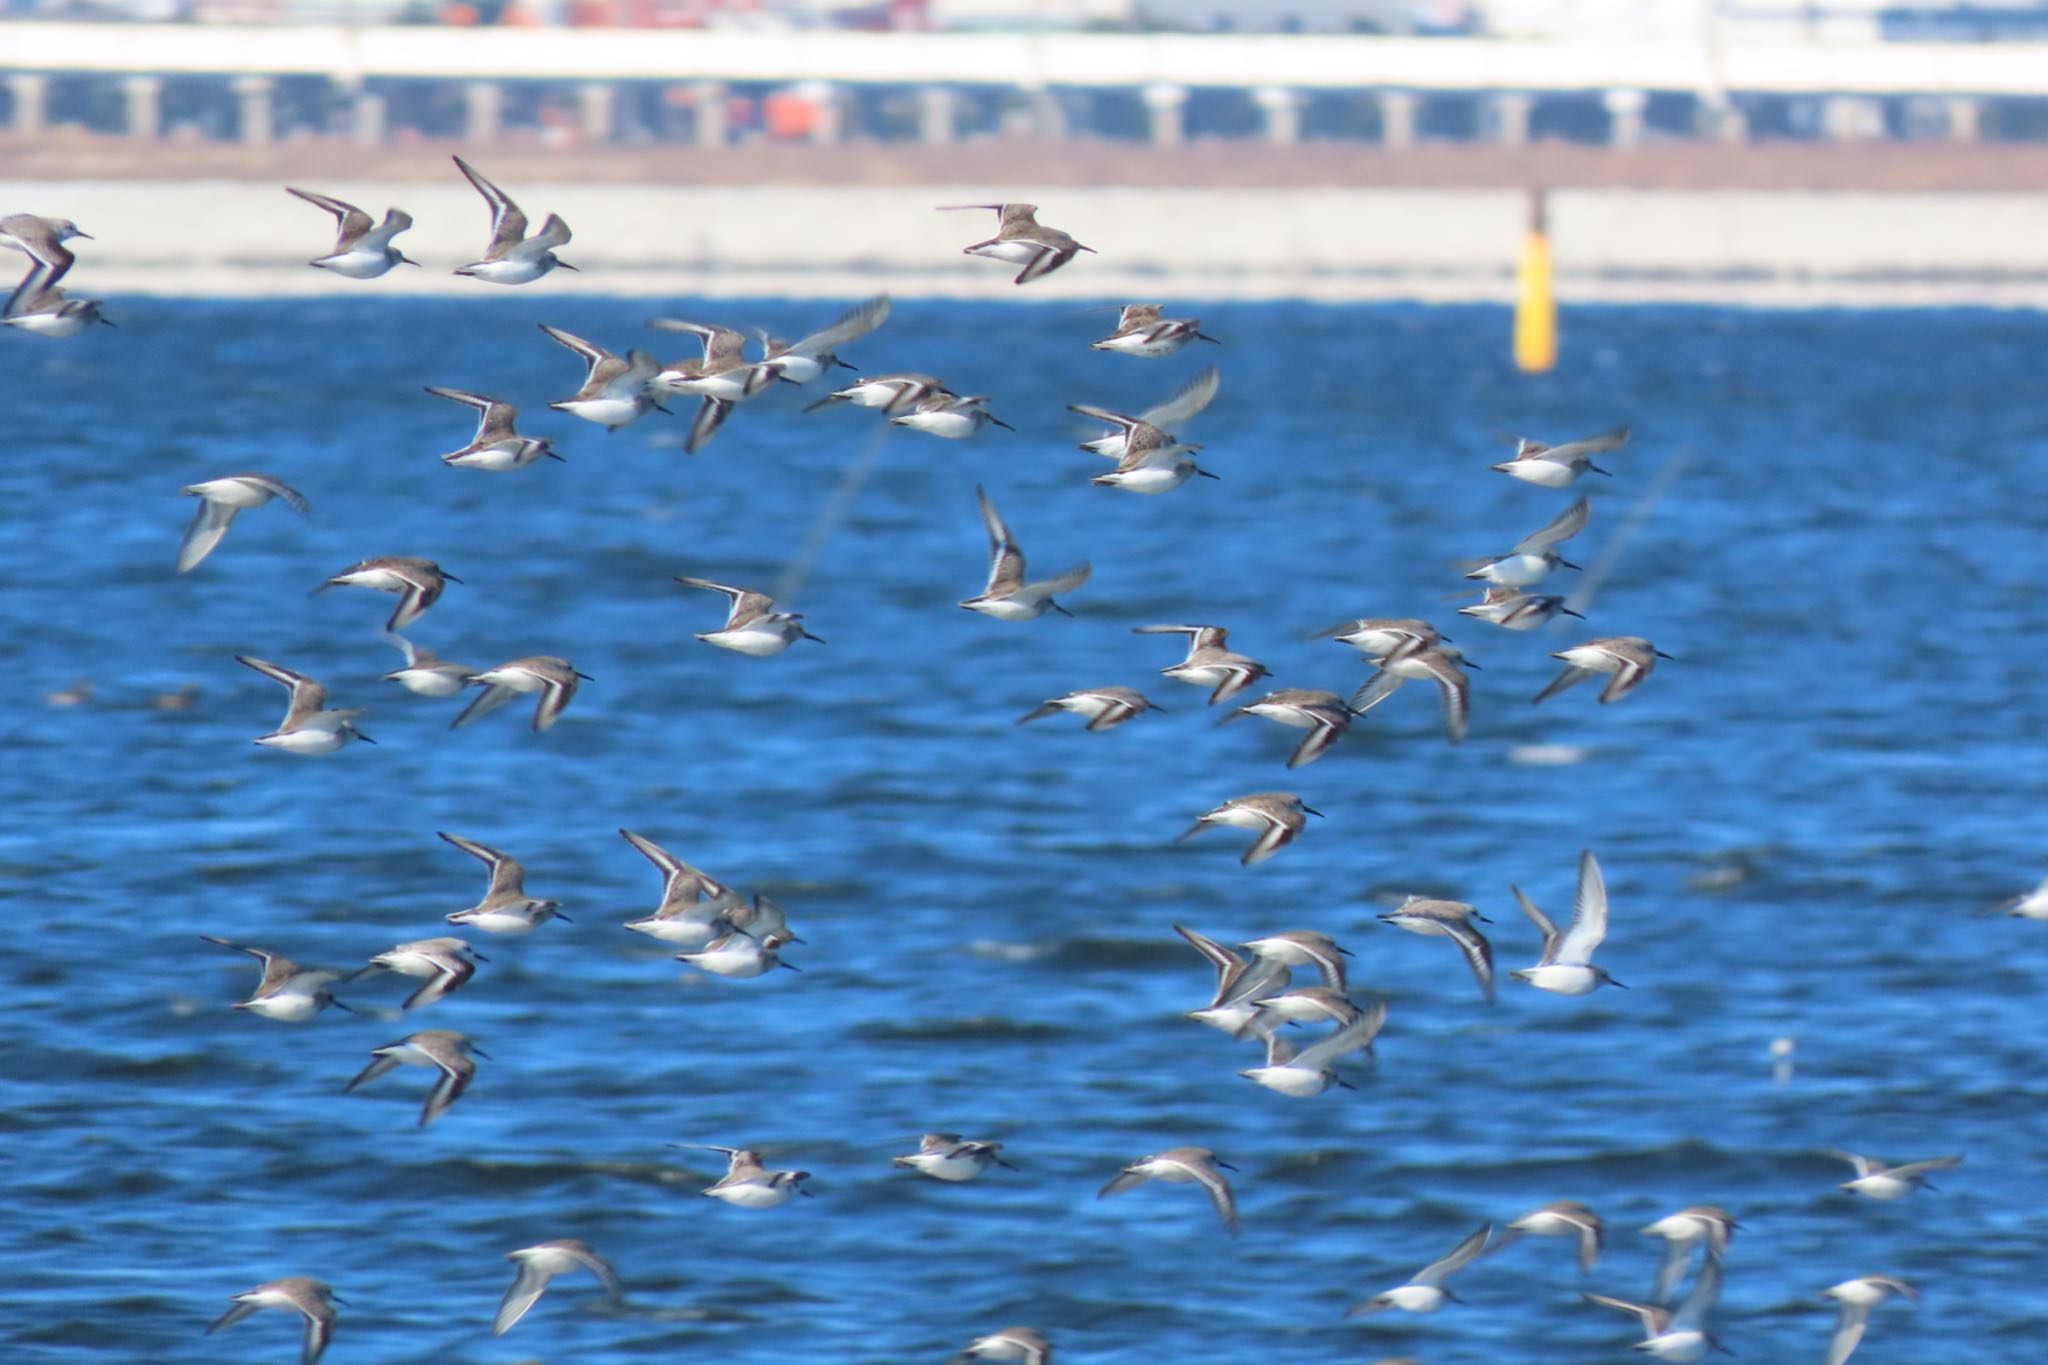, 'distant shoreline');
11,171,2048,308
